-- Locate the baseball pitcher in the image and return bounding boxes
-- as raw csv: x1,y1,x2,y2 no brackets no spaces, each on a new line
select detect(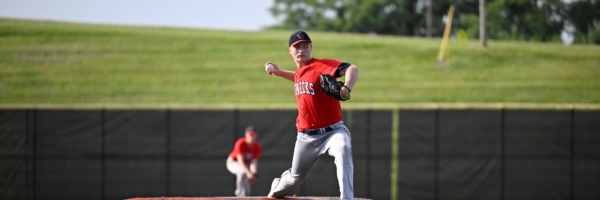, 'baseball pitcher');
264,30,359,200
